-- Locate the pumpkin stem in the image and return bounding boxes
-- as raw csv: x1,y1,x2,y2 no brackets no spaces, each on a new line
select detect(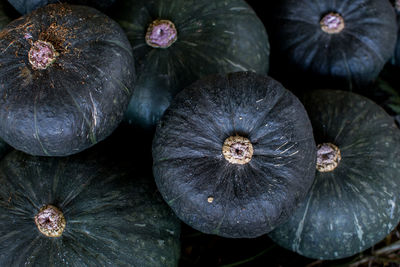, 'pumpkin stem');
222,135,253,165
28,40,59,70
145,19,178,48
320,12,345,34
316,143,341,172
34,204,66,237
